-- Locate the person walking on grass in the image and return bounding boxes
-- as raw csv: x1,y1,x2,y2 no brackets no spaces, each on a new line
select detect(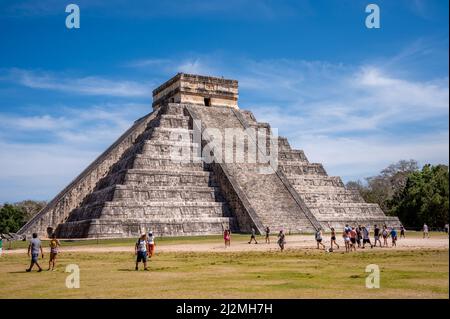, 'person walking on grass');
389,227,398,247
135,233,149,271
277,230,286,251
330,227,339,250
349,227,357,252
356,225,362,248
362,226,373,249
315,228,326,250
374,224,382,247
382,226,389,247
343,228,350,253
248,227,258,244
26,233,44,272
265,226,270,244
223,229,231,248
48,233,60,271
147,231,156,257
423,224,429,238
400,224,405,239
